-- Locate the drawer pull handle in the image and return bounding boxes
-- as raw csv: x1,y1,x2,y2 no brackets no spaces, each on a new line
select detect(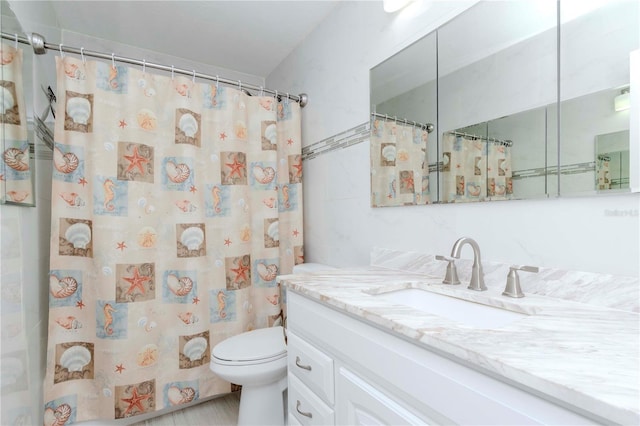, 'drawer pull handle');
296,400,313,418
295,356,312,371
